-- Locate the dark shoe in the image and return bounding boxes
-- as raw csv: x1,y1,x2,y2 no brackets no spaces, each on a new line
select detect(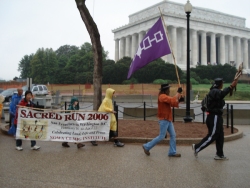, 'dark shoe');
142,145,150,156
62,142,70,147
77,143,85,149
114,141,124,147
169,153,181,157
91,141,98,146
